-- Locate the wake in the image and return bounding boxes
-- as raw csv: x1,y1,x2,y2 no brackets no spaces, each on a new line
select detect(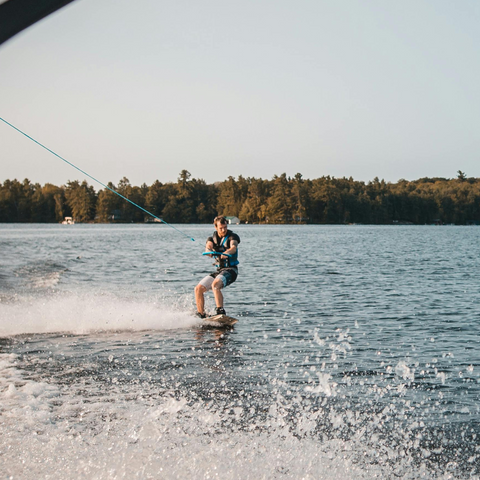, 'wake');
0,291,199,337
